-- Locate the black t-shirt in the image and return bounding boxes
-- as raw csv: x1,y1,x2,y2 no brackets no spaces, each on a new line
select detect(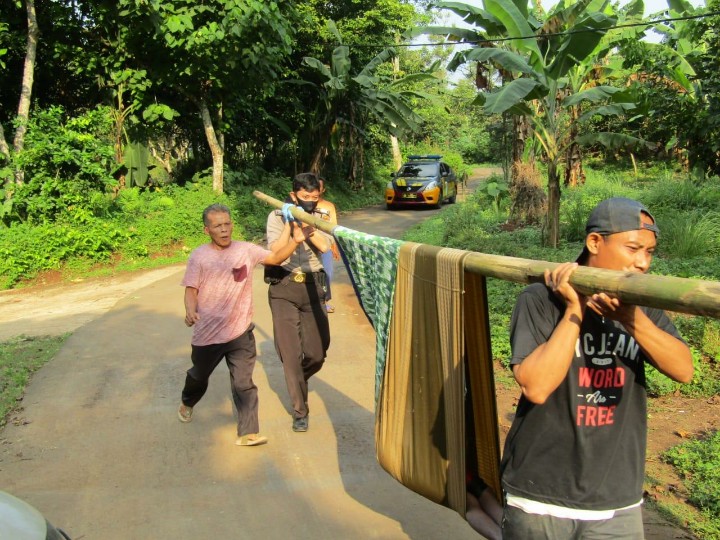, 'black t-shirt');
501,283,684,511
